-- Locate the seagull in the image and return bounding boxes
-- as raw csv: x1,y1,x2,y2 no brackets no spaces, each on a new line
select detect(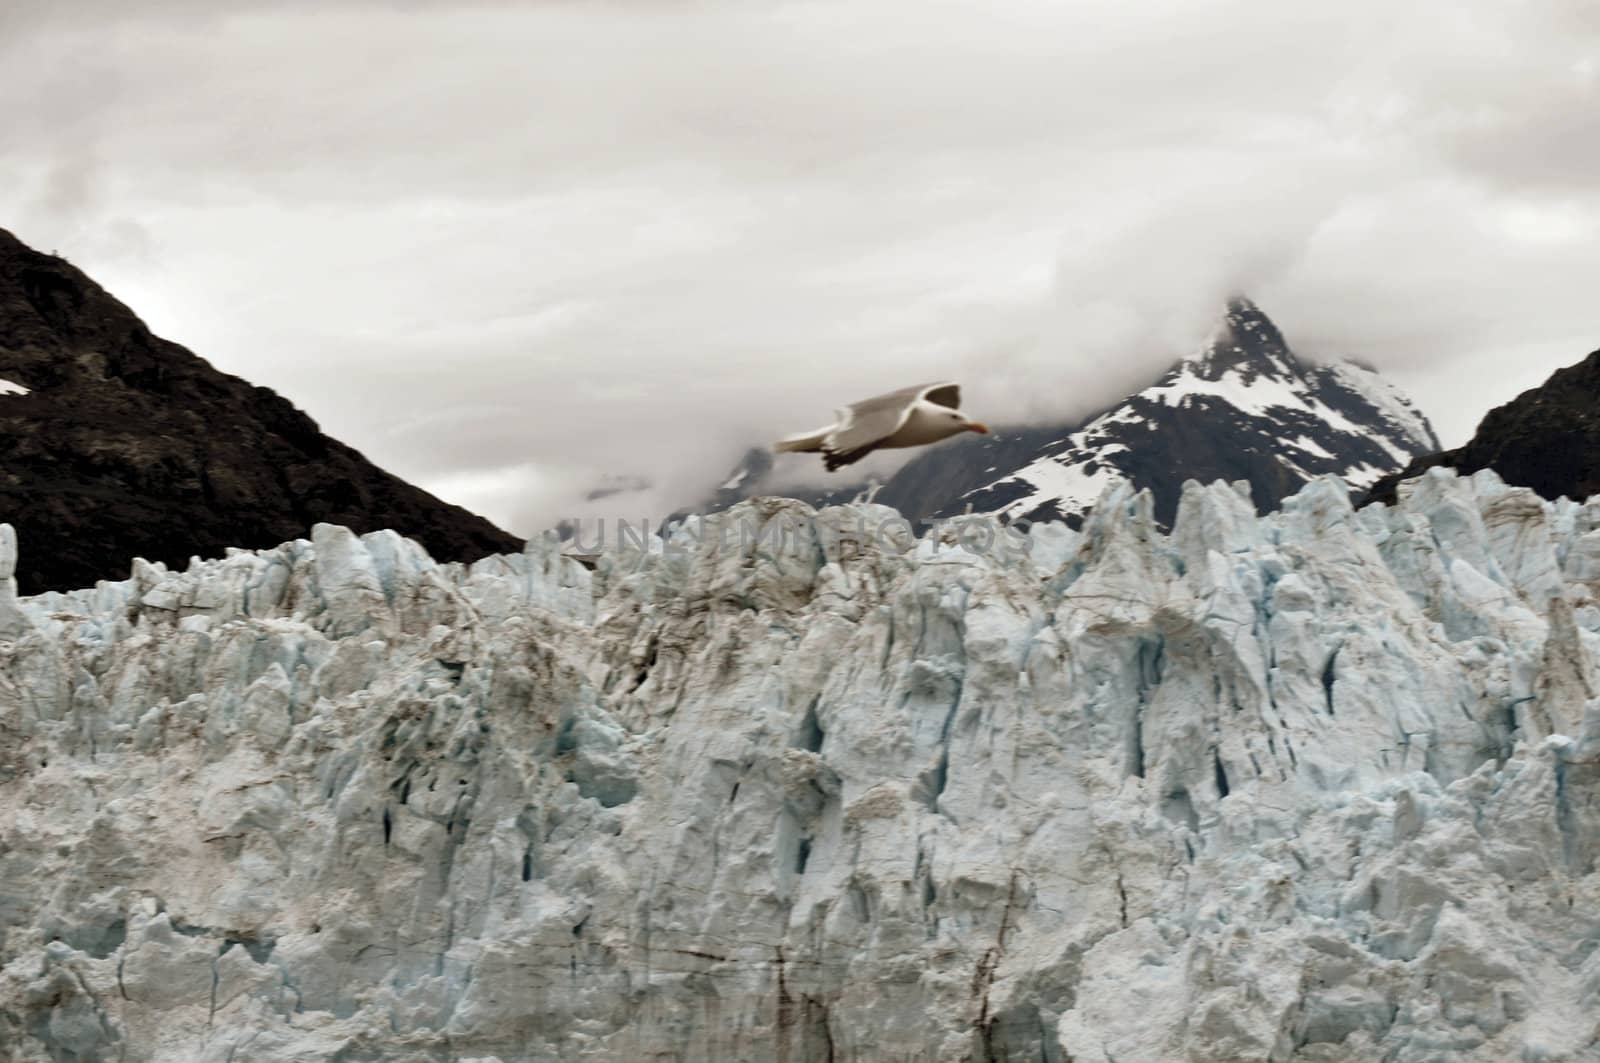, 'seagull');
774,382,989,471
